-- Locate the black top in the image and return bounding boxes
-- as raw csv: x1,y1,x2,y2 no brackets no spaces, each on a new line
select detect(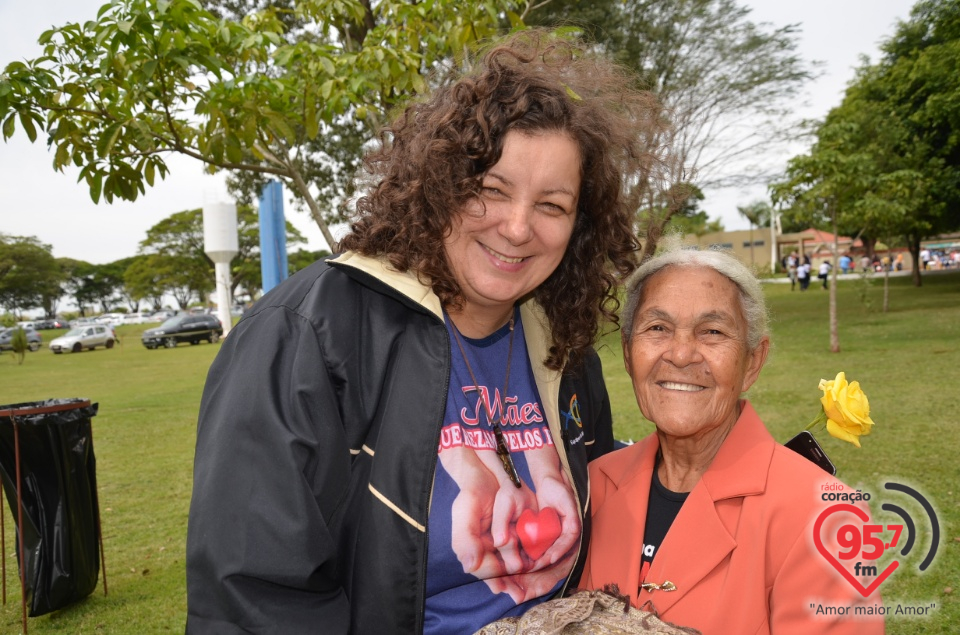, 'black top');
640,458,688,583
